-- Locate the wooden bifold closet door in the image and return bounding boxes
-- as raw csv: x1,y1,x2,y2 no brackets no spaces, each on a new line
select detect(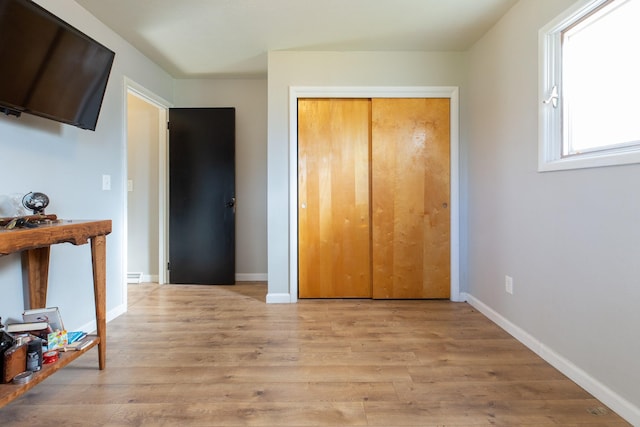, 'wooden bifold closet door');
297,98,372,298
298,97,450,299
